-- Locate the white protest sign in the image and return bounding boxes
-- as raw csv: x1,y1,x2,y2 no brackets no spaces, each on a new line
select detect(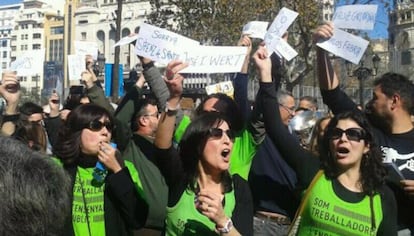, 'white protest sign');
267,37,298,61
178,46,247,73
74,41,99,60
113,34,139,48
333,5,378,30
10,49,45,76
264,7,298,60
135,23,199,65
68,54,86,81
205,81,234,98
242,21,269,39
316,28,369,64
264,7,298,44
